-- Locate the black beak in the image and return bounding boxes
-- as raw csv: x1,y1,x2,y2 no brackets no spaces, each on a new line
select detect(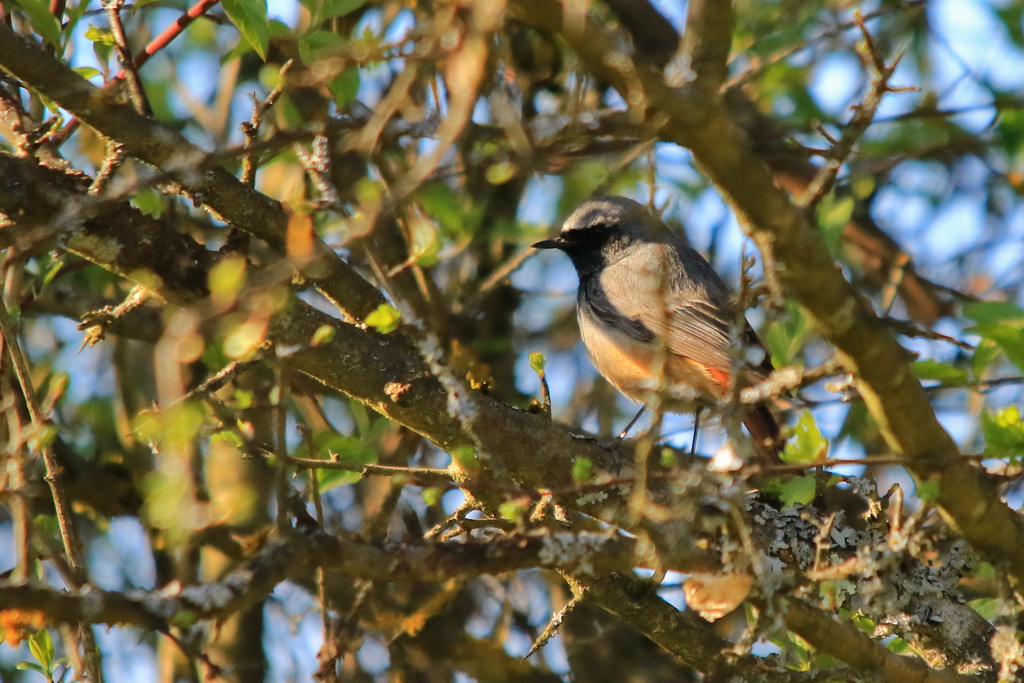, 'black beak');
532,239,563,250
